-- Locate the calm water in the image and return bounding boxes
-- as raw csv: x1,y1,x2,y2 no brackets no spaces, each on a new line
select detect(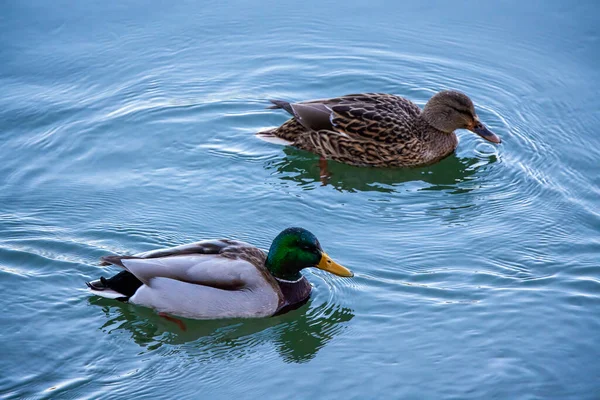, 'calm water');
1,1,599,398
